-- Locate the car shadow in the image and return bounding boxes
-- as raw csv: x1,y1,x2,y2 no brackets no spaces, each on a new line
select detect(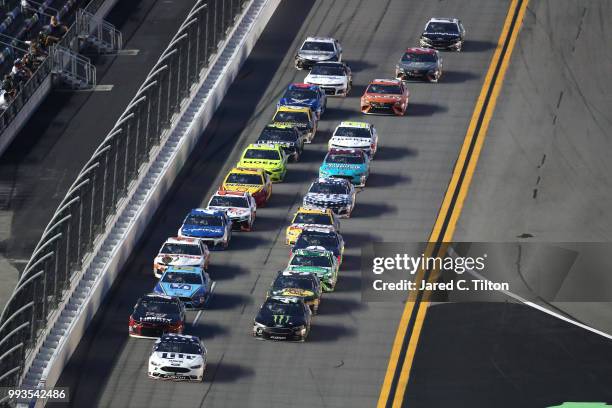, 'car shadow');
462,40,497,53
341,231,385,246
375,146,418,161
407,102,448,117
209,263,249,281
346,59,377,73
308,323,357,343
319,296,364,315
188,321,229,340
442,70,480,84
208,292,249,311
203,361,255,383
335,274,362,293
365,172,412,188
